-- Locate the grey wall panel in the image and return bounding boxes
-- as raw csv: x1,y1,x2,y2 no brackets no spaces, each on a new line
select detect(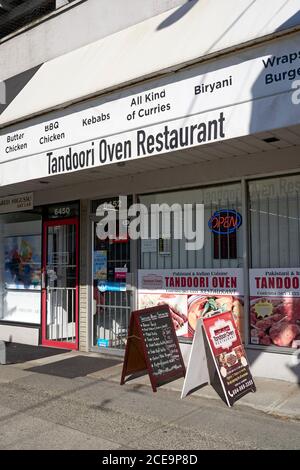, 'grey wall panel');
0,0,186,81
